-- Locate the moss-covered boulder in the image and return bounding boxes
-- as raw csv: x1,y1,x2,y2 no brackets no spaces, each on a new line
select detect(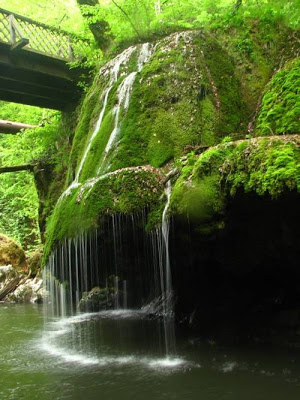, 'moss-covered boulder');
43,29,300,261
0,234,26,270
67,31,247,184
171,135,300,230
